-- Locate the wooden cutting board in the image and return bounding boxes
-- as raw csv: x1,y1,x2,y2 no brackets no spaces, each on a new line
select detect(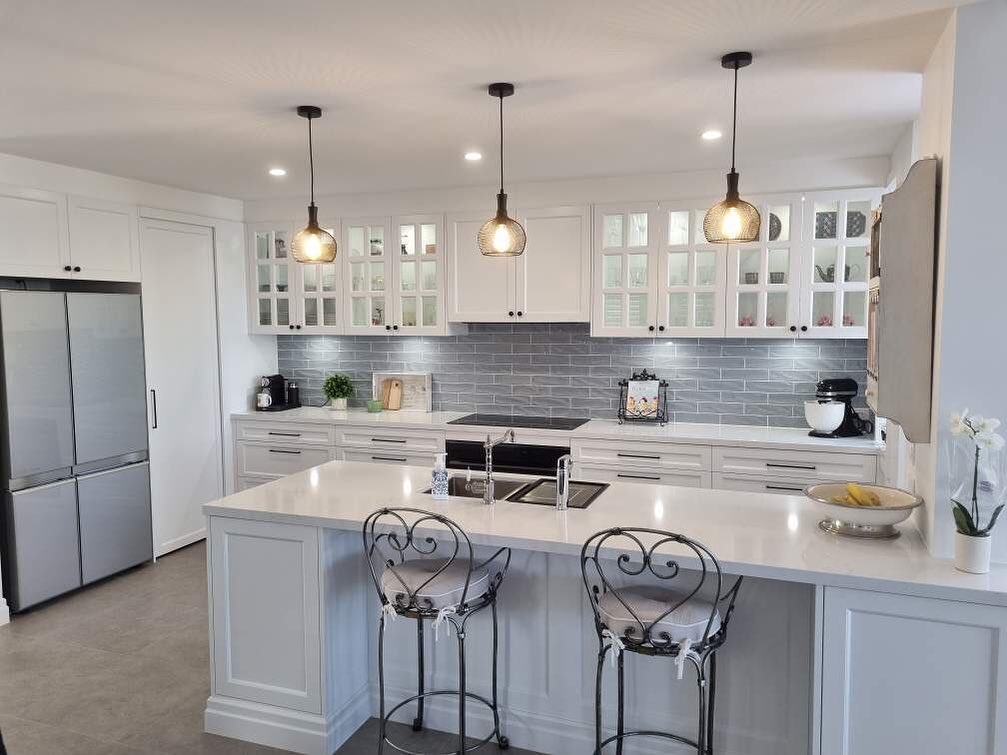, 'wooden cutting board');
383,379,403,411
